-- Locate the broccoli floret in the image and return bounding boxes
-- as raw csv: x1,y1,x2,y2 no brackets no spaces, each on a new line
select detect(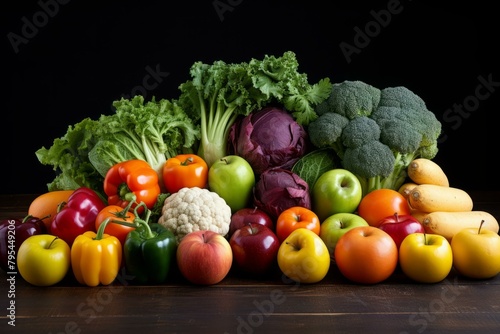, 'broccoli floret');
377,86,427,110
341,116,381,148
316,80,381,120
371,106,423,154
307,112,349,158
342,141,396,192
418,109,442,149
308,80,443,196
372,86,442,160
418,141,439,160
